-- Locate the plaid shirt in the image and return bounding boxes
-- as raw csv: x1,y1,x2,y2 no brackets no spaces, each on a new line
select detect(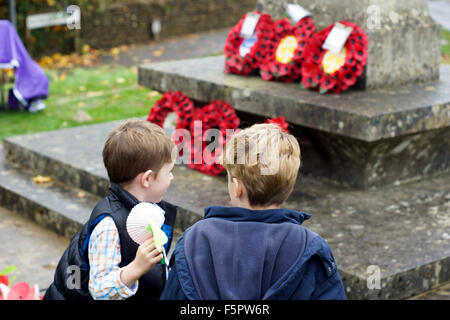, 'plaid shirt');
88,216,138,300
